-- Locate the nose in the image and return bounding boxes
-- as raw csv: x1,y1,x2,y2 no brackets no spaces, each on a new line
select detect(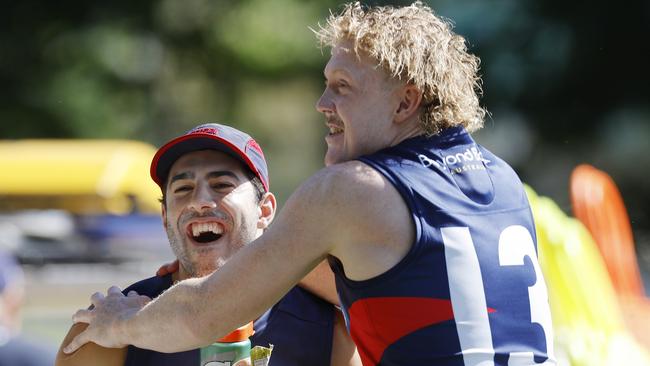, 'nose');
316,88,334,114
188,184,217,213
